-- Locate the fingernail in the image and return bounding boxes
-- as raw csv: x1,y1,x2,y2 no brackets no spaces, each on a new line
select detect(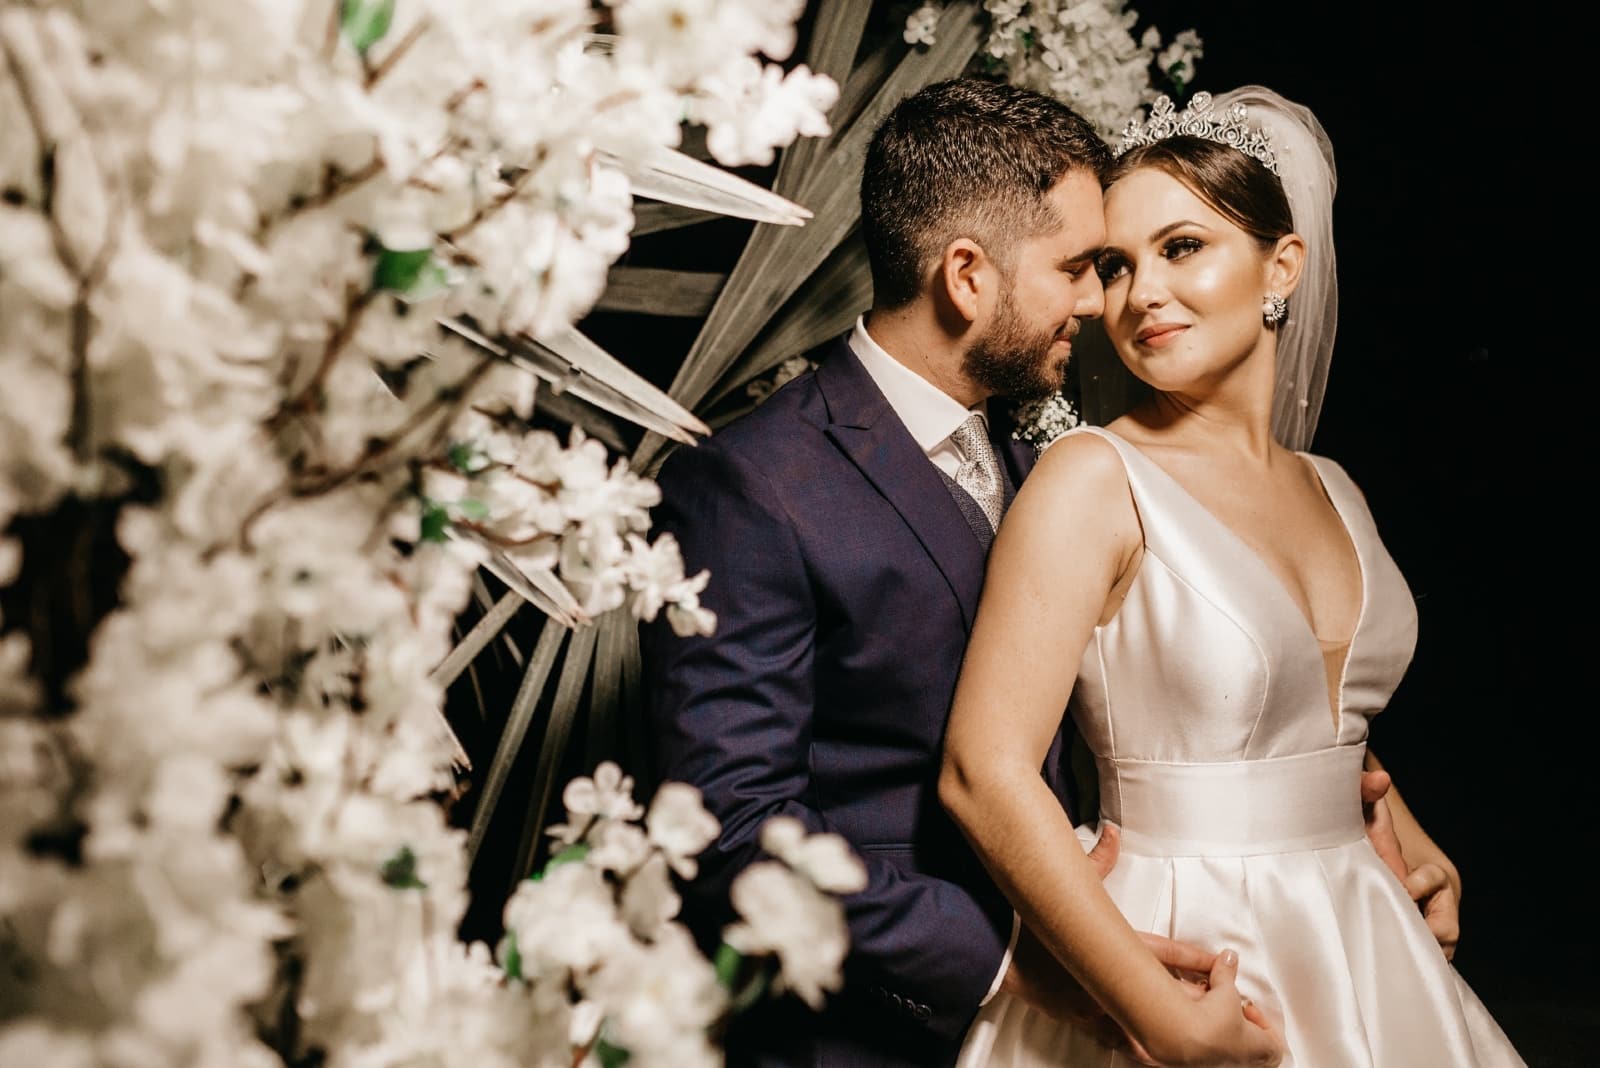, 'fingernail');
1221,949,1238,966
